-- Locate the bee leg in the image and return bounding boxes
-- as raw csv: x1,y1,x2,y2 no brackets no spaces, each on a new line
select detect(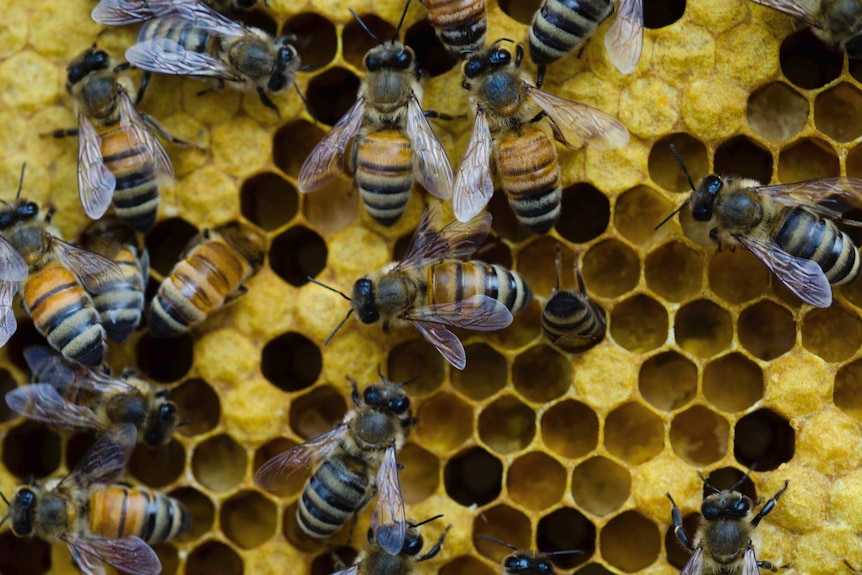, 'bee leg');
756,560,790,572
424,110,462,121
256,87,282,119
141,114,200,149
348,377,361,406
536,65,547,89
414,524,452,562
223,285,249,305
44,205,56,224
750,480,789,527
42,127,79,139
666,493,695,551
